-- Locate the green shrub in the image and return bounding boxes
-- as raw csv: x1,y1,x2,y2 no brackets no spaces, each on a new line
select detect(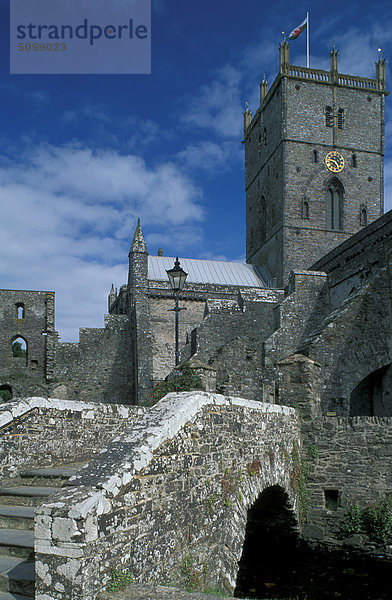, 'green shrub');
363,495,392,541
342,504,363,534
148,365,204,405
107,568,133,591
342,495,392,542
